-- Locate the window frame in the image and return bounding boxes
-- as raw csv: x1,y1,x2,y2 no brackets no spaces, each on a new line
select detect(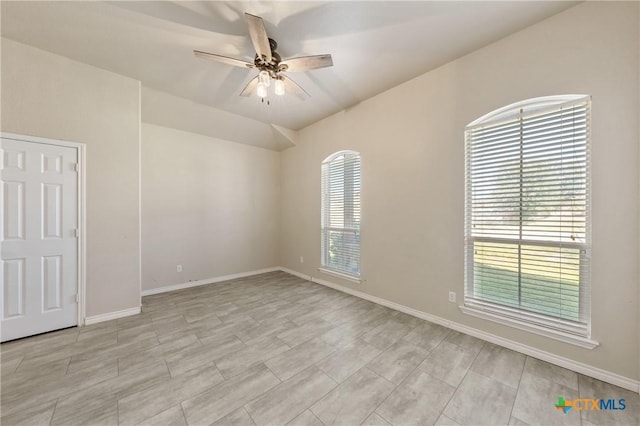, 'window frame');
320,150,362,282
462,95,598,349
